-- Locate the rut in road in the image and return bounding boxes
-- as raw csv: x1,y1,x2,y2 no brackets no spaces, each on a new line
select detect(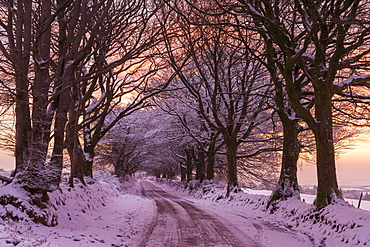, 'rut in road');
138,181,260,247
